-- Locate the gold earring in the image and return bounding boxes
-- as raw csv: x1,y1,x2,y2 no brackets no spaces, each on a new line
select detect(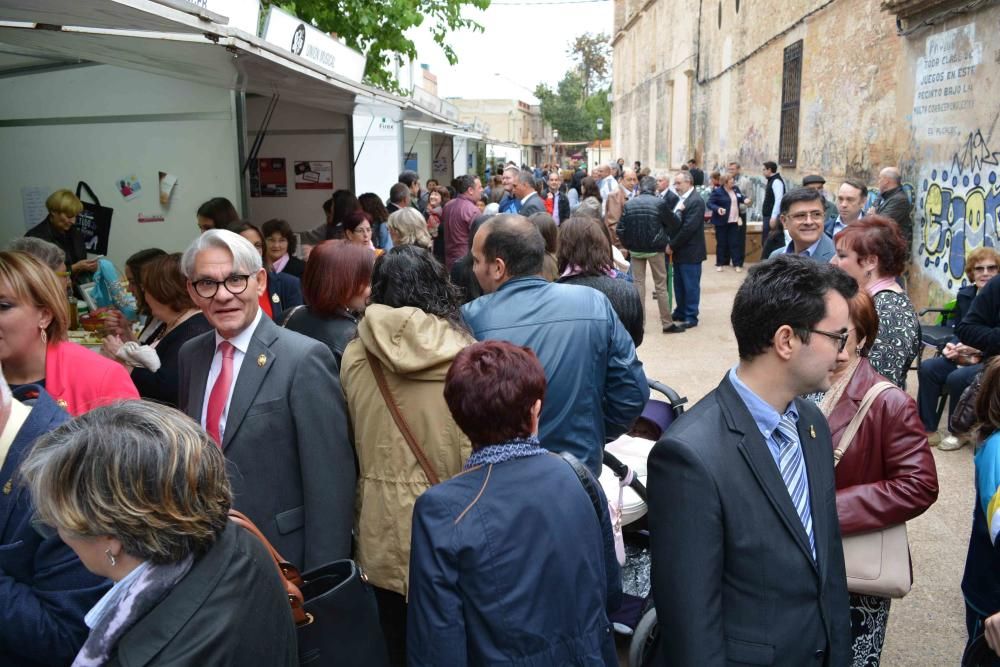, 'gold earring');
39,326,47,346
105,548,116,567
